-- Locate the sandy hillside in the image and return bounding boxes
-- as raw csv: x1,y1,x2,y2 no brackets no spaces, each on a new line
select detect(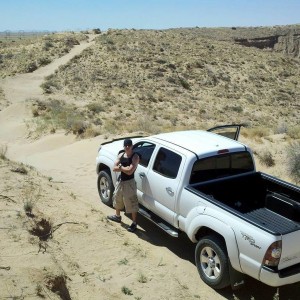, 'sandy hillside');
0,34,299,300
